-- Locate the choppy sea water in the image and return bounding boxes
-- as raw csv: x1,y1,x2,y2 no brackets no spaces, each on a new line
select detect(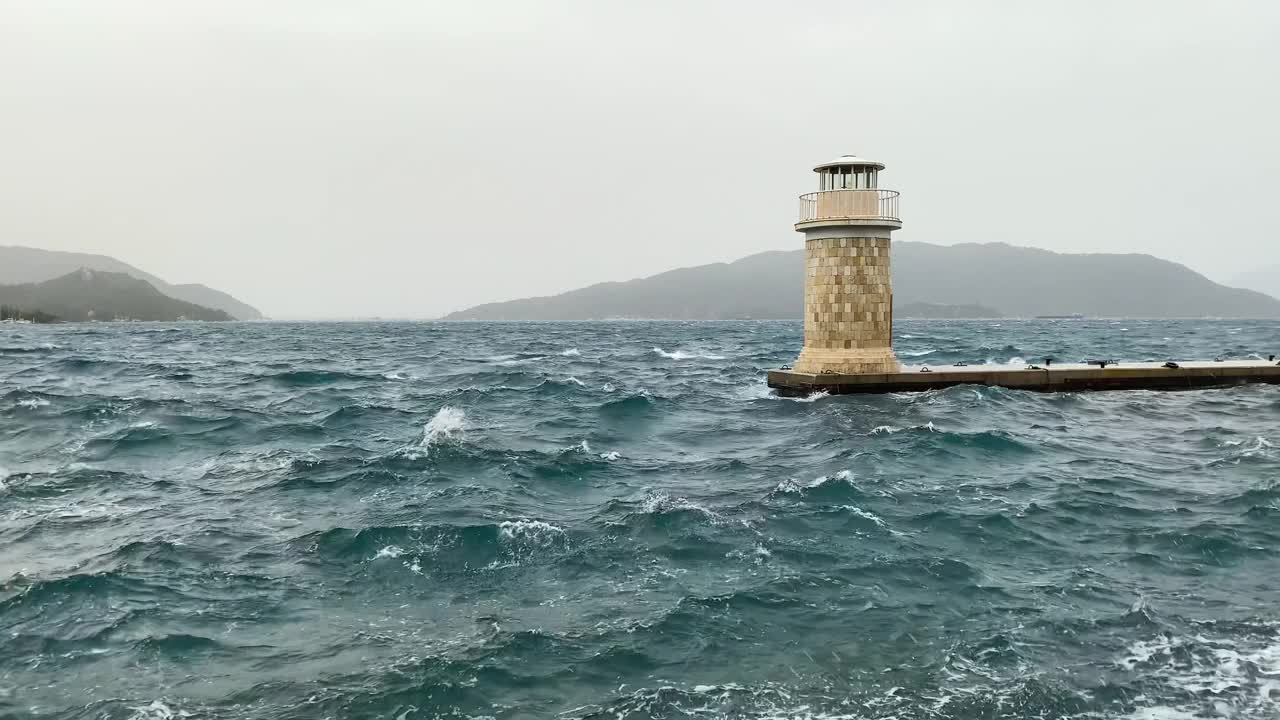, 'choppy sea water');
2,319,1279,720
